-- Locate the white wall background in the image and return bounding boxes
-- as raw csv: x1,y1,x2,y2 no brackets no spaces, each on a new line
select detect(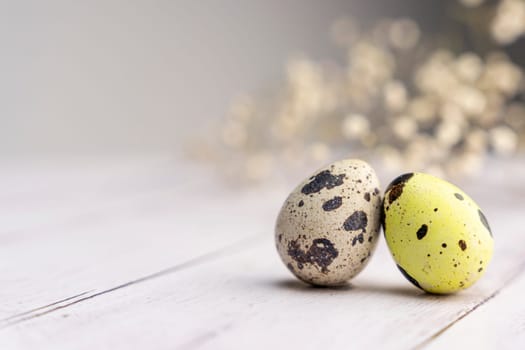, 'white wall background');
0,0,361,155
